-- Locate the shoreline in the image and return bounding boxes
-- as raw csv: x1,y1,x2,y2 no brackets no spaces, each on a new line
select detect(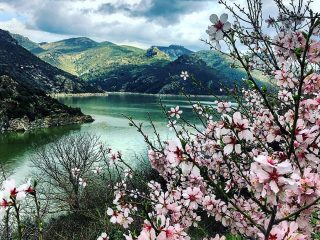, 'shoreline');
50,91,224,98
49,92,109,97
